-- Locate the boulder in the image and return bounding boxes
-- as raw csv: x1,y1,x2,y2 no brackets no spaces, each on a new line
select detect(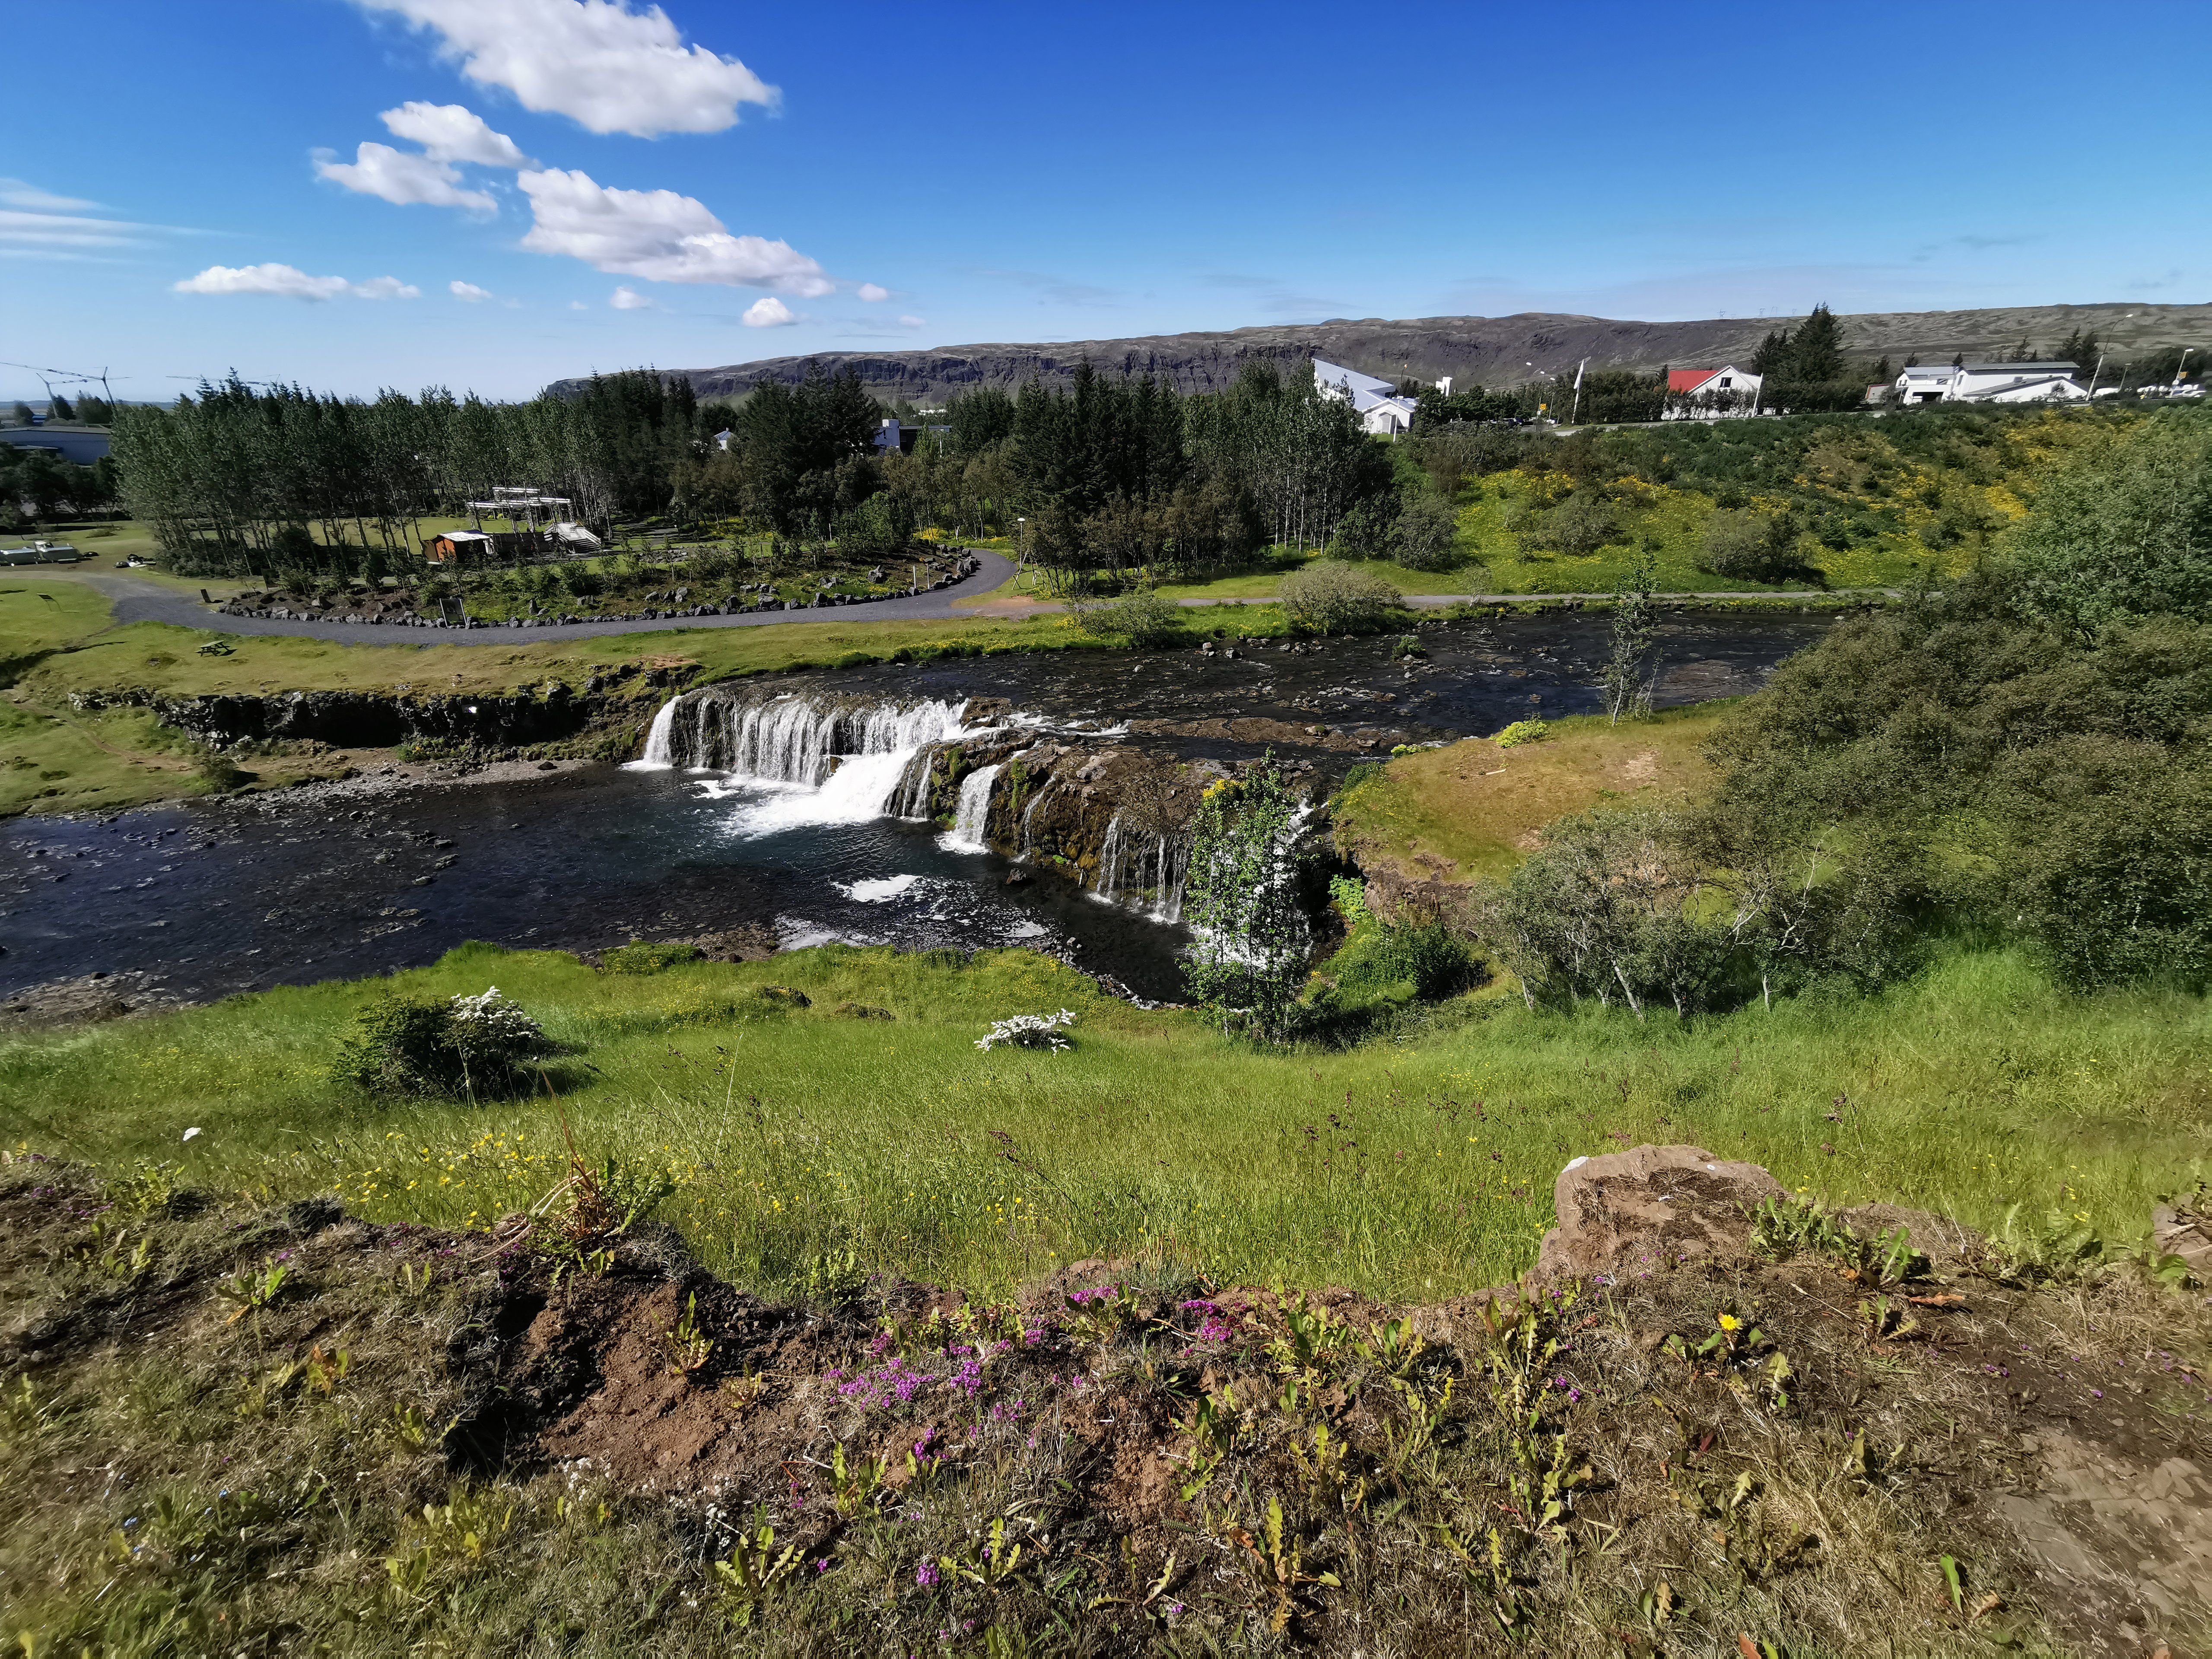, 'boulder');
1531,1143,1785,1284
